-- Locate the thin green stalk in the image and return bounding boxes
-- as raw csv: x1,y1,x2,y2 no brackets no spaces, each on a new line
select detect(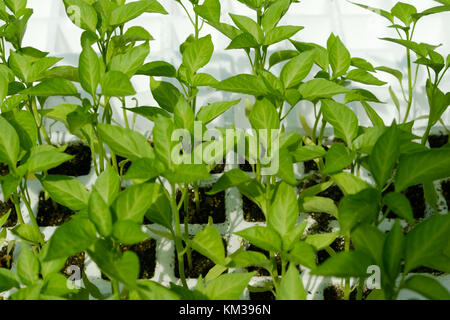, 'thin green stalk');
171,183,188,288
193,184,200,214
343,232,351,300
112,280,120,300
11,194,25,225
